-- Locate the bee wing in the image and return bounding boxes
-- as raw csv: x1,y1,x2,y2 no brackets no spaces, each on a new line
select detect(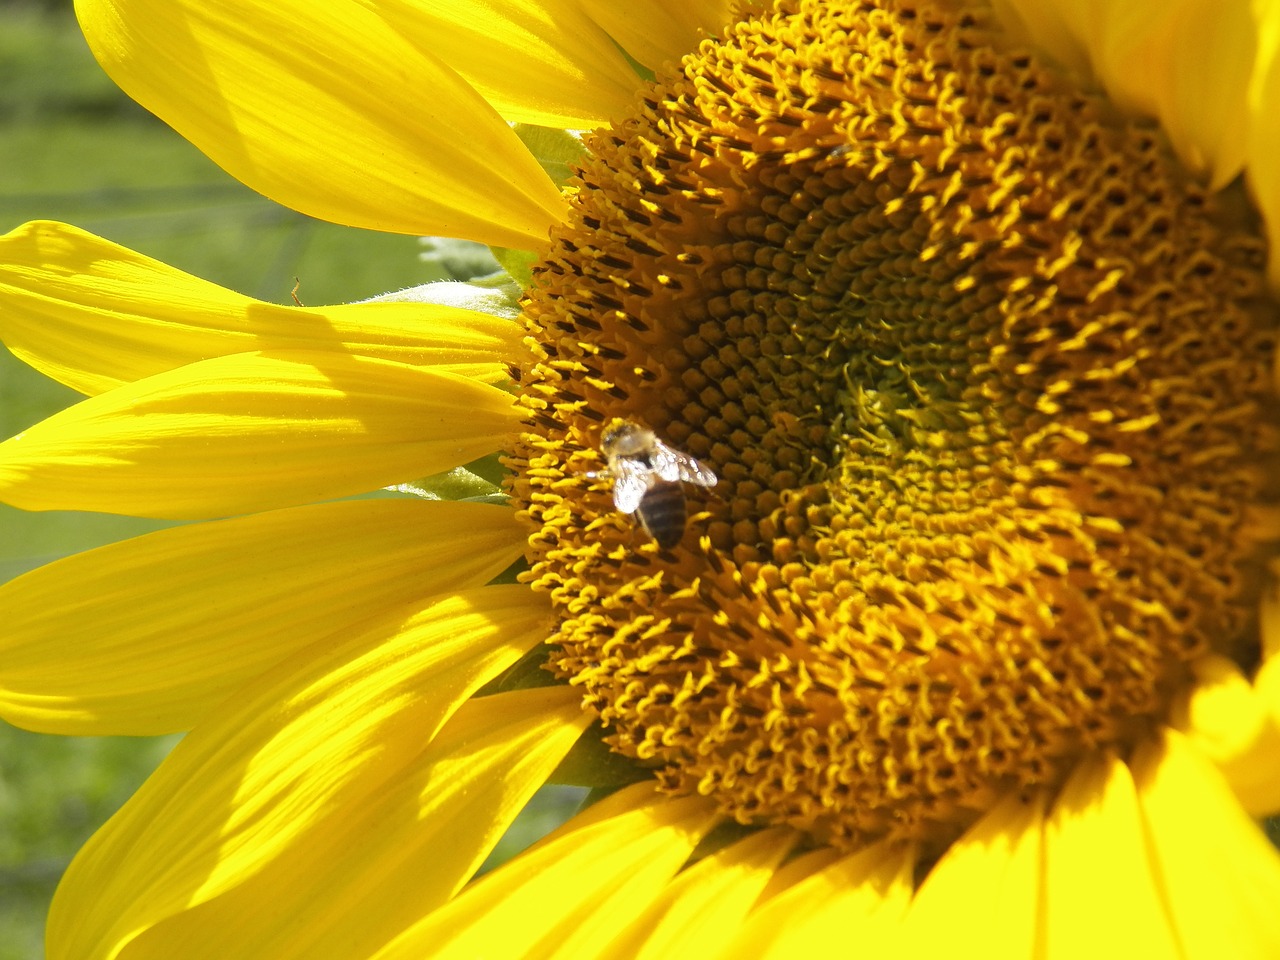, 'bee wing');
654,442,717,488
651,449,682,482
677,456,717,488
611,462,655,513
